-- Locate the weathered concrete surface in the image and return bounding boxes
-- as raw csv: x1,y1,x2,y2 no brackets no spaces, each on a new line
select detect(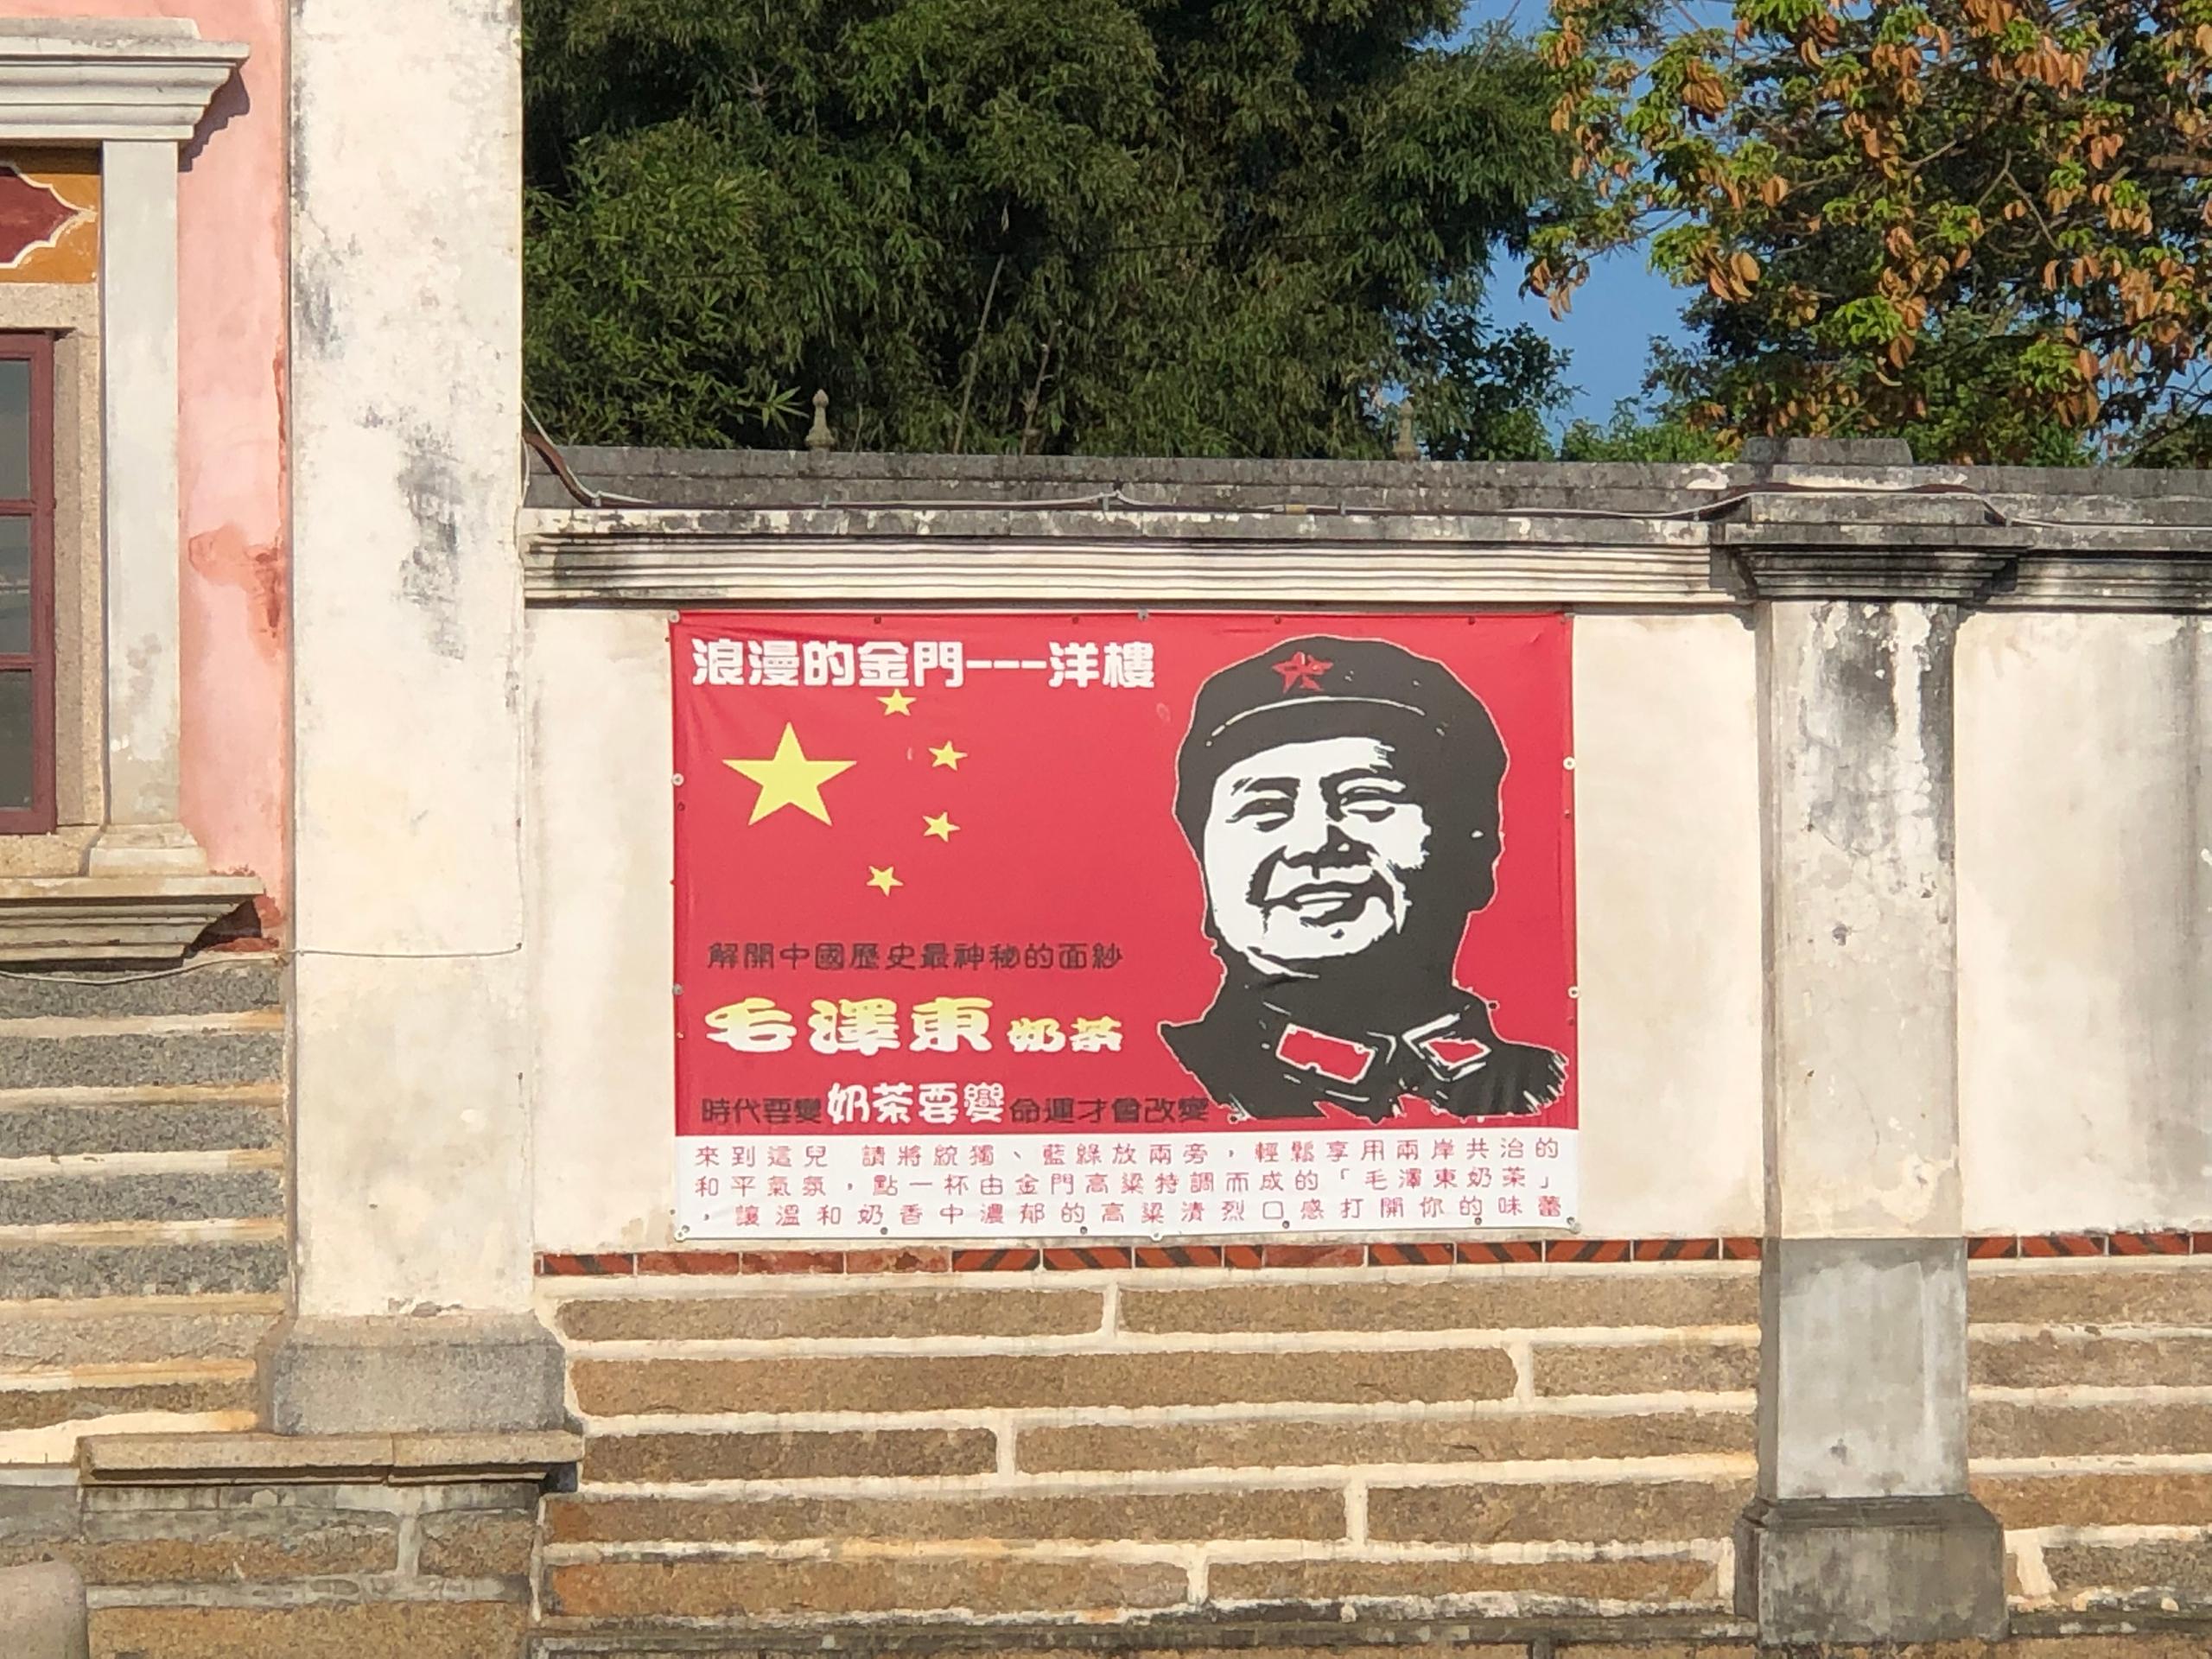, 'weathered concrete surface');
1758,1237,1967,1500
285,0,541,1372
1736,1494,2005,1643
524,442,2212,514
0,1559,87,1659
1746,579,2000,1641
1762,600,1962,1241
264,1314,566,1436
527,607,674,1253
1573,614,1763,1237
1958,613,2212,1232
